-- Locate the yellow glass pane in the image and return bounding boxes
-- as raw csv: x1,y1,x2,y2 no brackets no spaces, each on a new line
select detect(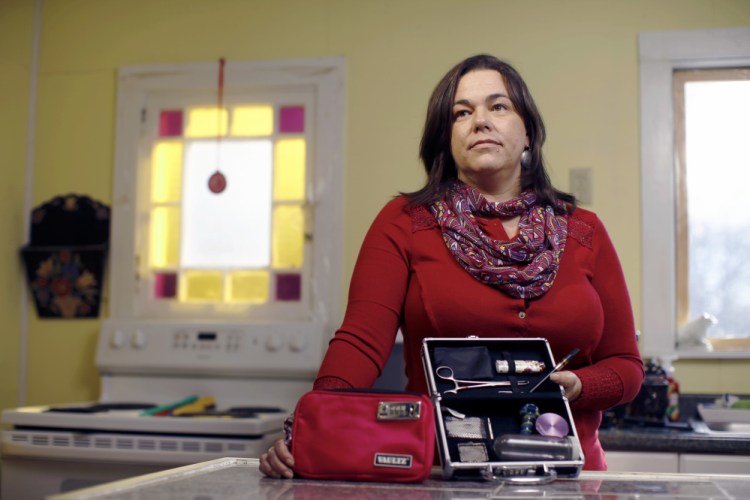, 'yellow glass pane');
228,271,269,303
184,107,228,138
273,139,305,201
183,271,223,301
231,105,273,137
272,205,304,269
151,142,183,203
150,207,180,268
